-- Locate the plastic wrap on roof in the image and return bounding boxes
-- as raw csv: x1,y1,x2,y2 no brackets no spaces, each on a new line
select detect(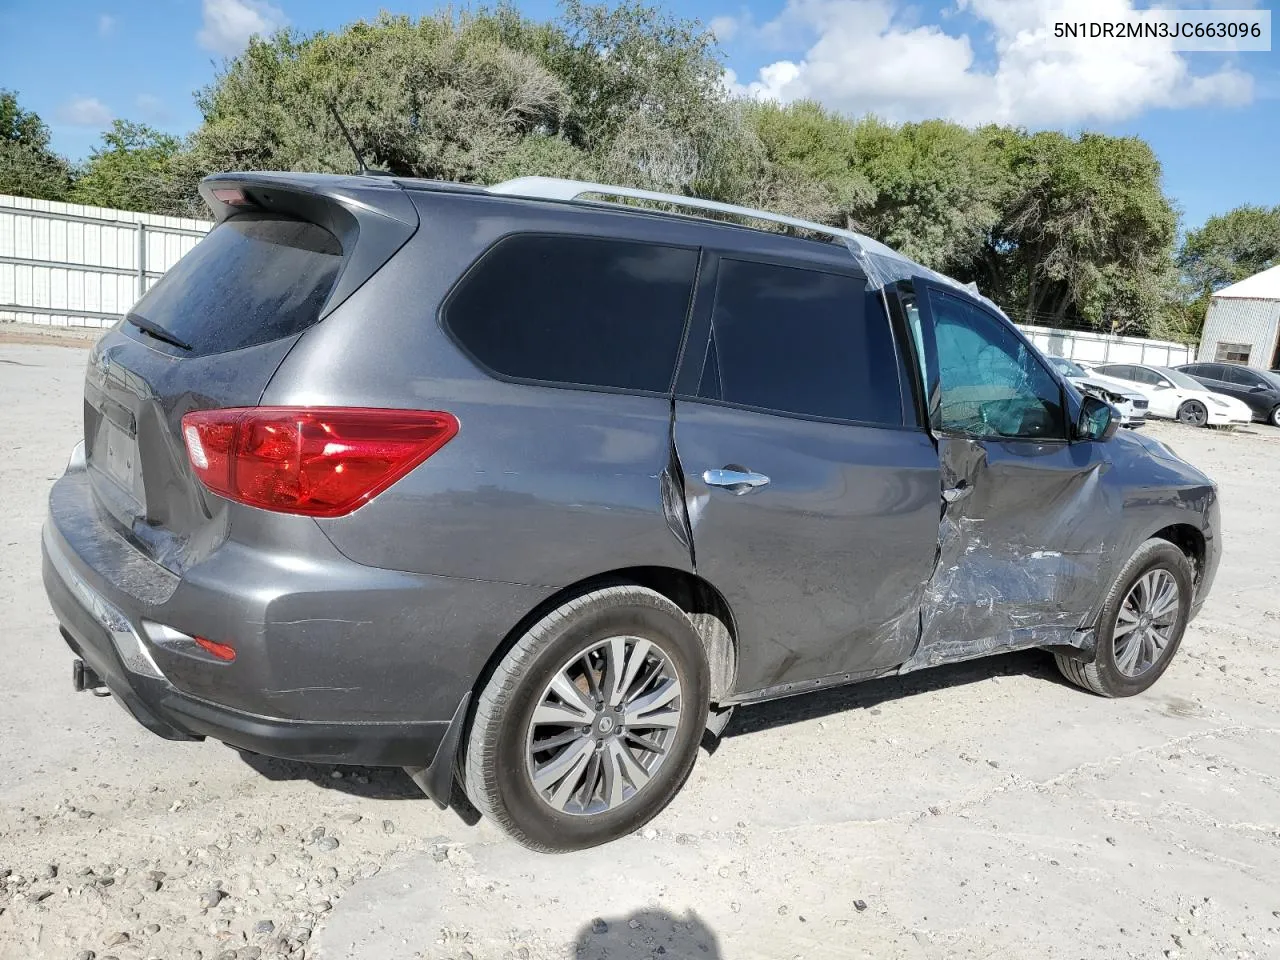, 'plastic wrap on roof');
838,235,1011,322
